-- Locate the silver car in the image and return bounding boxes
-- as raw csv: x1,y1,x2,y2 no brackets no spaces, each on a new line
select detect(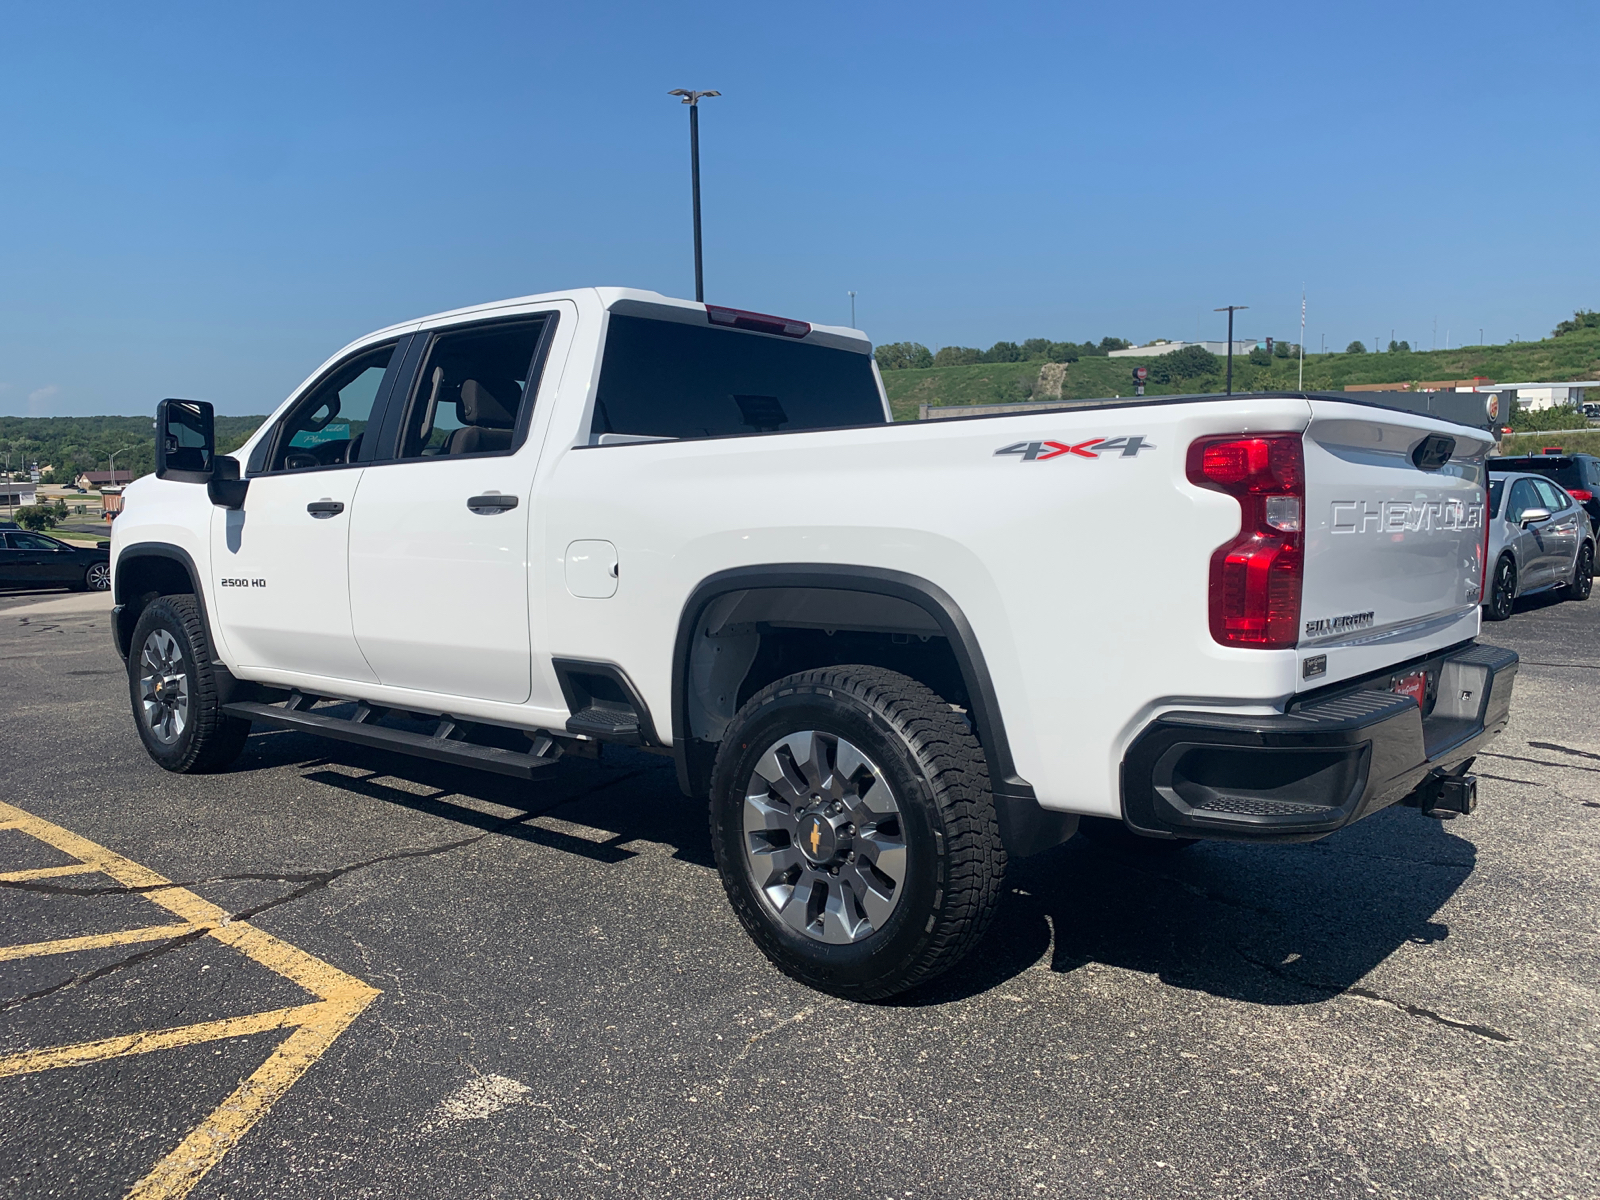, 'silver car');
1484,471,1595,620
